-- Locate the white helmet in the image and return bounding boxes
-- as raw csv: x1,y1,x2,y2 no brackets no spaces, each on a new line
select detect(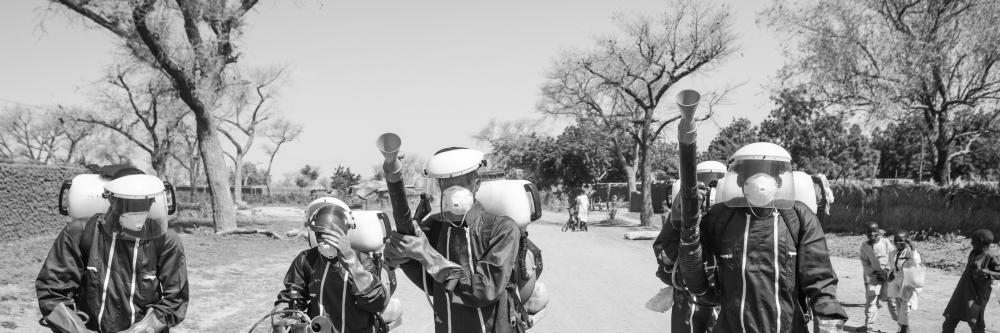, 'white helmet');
424,147,486,179
305,197,352,222
695,160,727,186
423,147,487,222
716,142,796,209
103,174,172,239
